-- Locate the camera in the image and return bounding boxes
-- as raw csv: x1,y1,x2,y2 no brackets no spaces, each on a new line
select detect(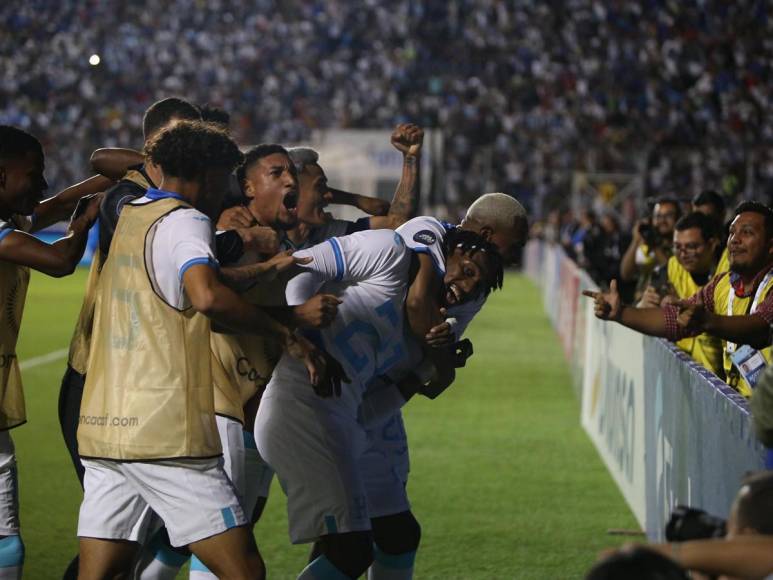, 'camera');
665,505,726,542
649,265,670,295
639,222,658,247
